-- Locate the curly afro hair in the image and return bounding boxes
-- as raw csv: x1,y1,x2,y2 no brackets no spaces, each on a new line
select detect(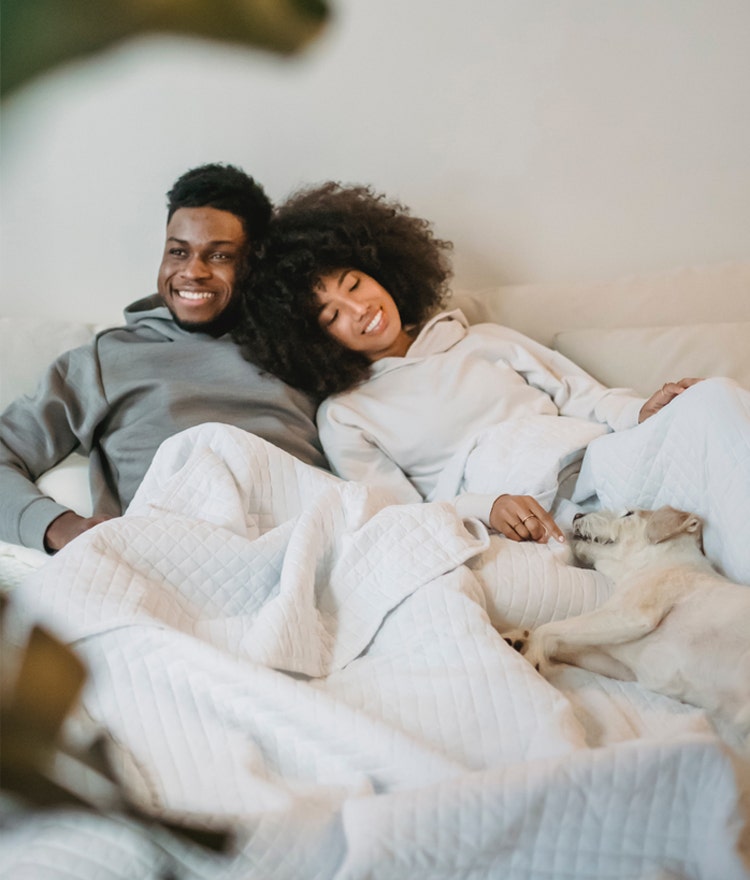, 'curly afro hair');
167,163,272,243
233,182,453,399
